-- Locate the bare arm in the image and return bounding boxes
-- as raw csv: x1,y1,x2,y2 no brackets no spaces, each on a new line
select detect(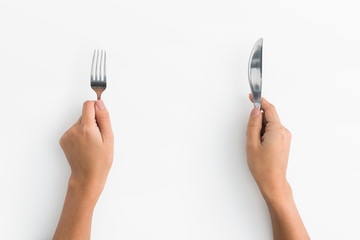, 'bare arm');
246,95,310,240
53,100,114,240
